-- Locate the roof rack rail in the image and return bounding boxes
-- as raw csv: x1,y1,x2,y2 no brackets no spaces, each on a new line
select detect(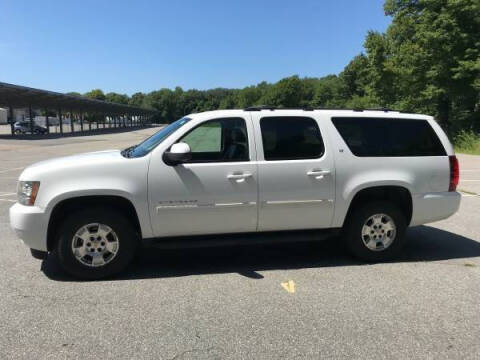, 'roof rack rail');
243,106,399,112
244,105,276,111
364,107,395,112
245,105,318,111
